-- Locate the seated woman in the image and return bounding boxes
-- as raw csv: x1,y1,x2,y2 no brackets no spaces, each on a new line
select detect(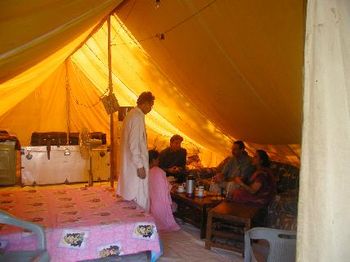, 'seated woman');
231,150,276,207
148,150,180,232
